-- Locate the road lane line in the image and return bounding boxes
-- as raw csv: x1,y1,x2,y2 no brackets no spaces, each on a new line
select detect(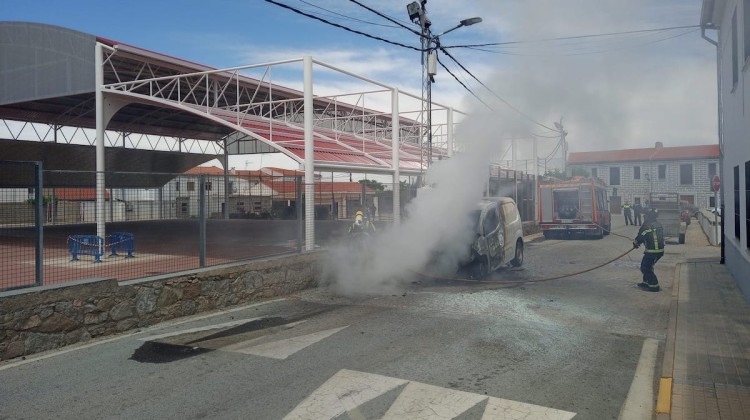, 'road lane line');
233,325,348,359
138,317,263,342
618,338,658,420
